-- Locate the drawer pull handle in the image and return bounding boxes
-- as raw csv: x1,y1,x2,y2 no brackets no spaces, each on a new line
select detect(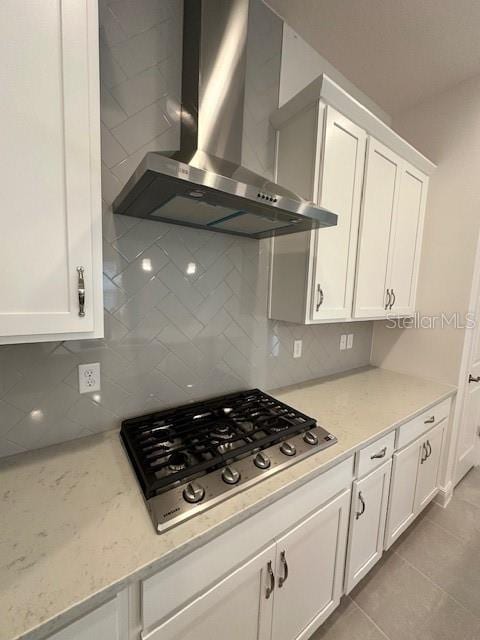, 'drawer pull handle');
424,416,435,424
469,374,480,383
265,561,275,599
355,491,366,520
278,551,289,588
370,446,387,460
77,266,85,317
